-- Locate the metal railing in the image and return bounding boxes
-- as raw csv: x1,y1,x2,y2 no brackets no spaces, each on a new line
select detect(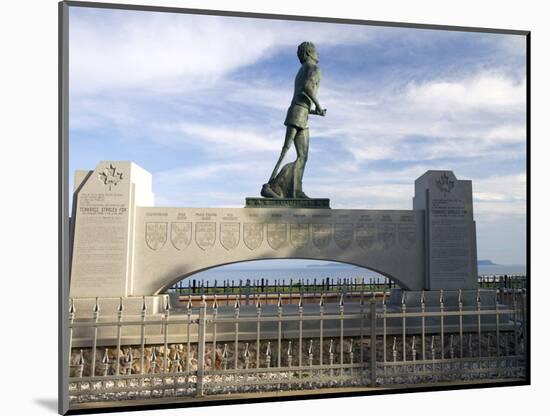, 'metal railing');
68,287,527,405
